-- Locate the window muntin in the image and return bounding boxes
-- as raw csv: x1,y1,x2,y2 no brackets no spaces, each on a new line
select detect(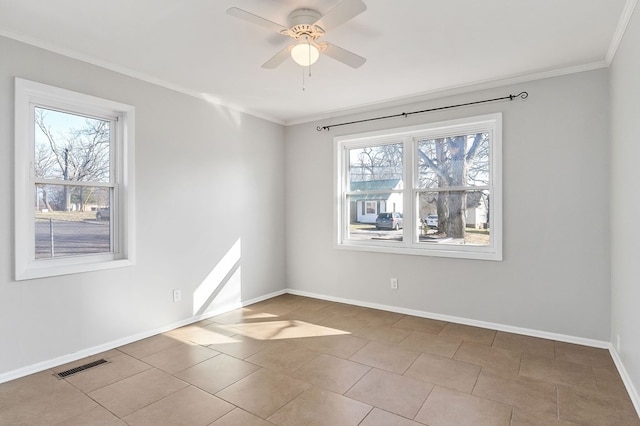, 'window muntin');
15,78,135,280
335,114,502,260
